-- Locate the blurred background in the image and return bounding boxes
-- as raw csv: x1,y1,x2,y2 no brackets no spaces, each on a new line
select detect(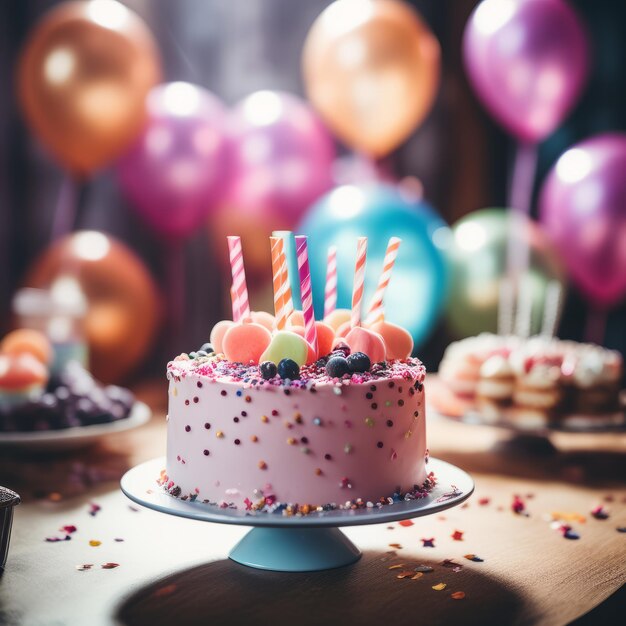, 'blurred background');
1,0,625,384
